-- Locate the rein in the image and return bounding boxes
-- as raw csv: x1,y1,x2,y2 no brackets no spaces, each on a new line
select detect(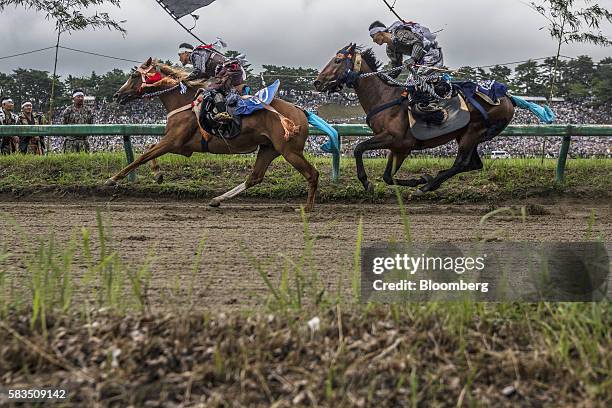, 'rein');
139,81,192,119
334,50,410,126
135,64,188,99
142,83,182,99
334,49,446,100
330,48,455,126
134,64,192,118
127,63,211,139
